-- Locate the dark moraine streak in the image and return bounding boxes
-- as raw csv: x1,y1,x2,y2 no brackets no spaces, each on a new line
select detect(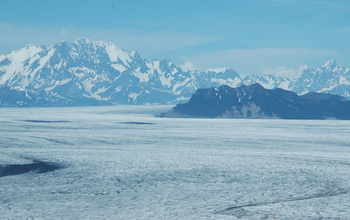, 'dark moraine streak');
0,160,61,177
216,190,348,214
120,122,155,125
23,120,70,123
